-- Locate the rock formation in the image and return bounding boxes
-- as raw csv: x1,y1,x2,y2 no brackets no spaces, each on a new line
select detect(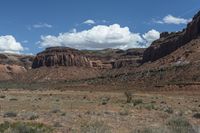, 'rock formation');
143,11,200,62
32,47,92,68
